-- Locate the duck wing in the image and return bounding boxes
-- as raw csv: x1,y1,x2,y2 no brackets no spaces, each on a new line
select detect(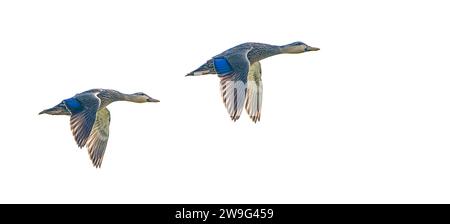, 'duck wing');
245,61,263,122
68,92,100,148
86,108,110,168
216,49,252,121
